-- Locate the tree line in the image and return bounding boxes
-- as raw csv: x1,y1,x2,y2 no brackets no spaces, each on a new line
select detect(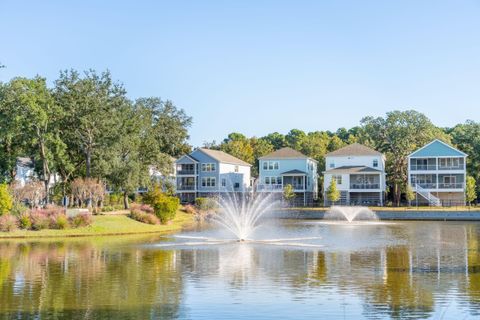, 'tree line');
205,110,480,205
0,70,192,208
